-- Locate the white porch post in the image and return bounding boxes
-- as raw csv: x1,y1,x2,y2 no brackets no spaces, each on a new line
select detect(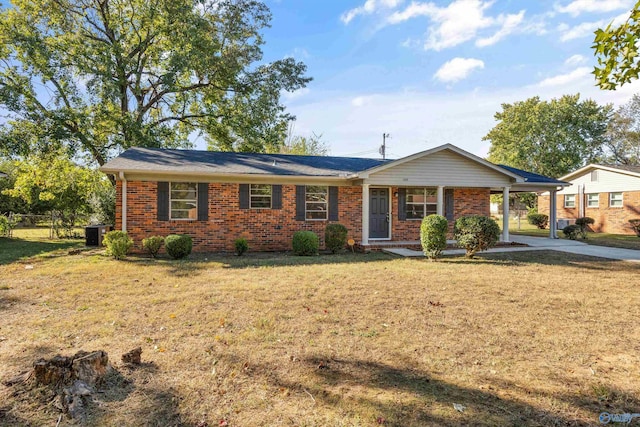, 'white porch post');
361,183,370,245
502,186,510,242
436,186,444,216
119,171,127,232
549,189,557,239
